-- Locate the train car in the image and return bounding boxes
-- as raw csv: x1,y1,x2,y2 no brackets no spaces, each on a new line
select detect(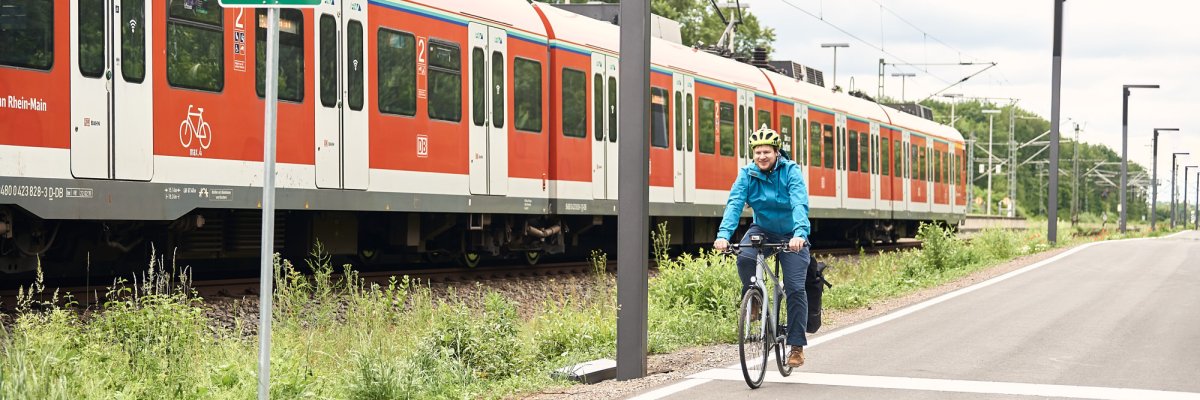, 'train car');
0,0,964,275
